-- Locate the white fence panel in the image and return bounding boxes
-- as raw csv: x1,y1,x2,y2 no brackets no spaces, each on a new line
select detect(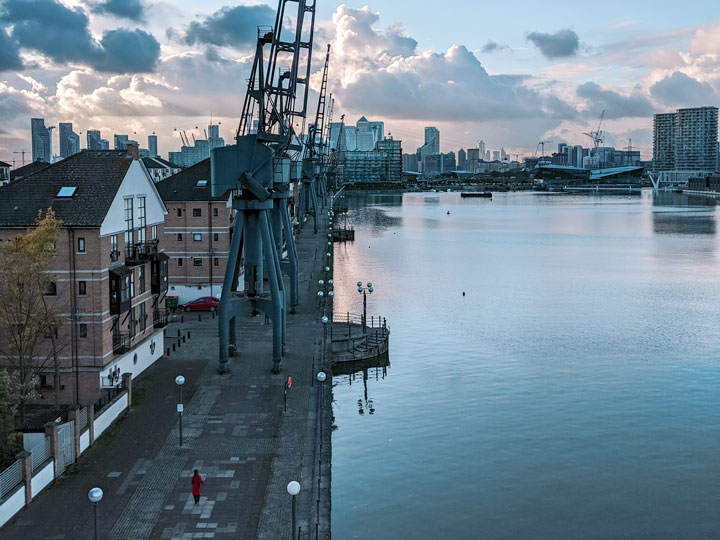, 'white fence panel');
80,430,90,454
31,461,53,498
0,488,25,528
93,392,128,439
